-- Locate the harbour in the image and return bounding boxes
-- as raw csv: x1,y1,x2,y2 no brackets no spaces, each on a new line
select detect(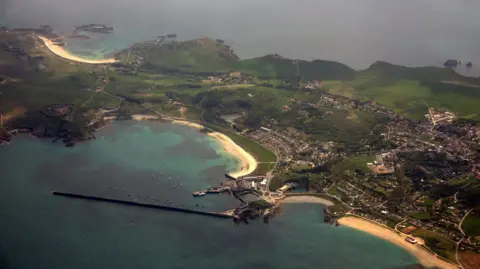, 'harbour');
0,121,419,268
